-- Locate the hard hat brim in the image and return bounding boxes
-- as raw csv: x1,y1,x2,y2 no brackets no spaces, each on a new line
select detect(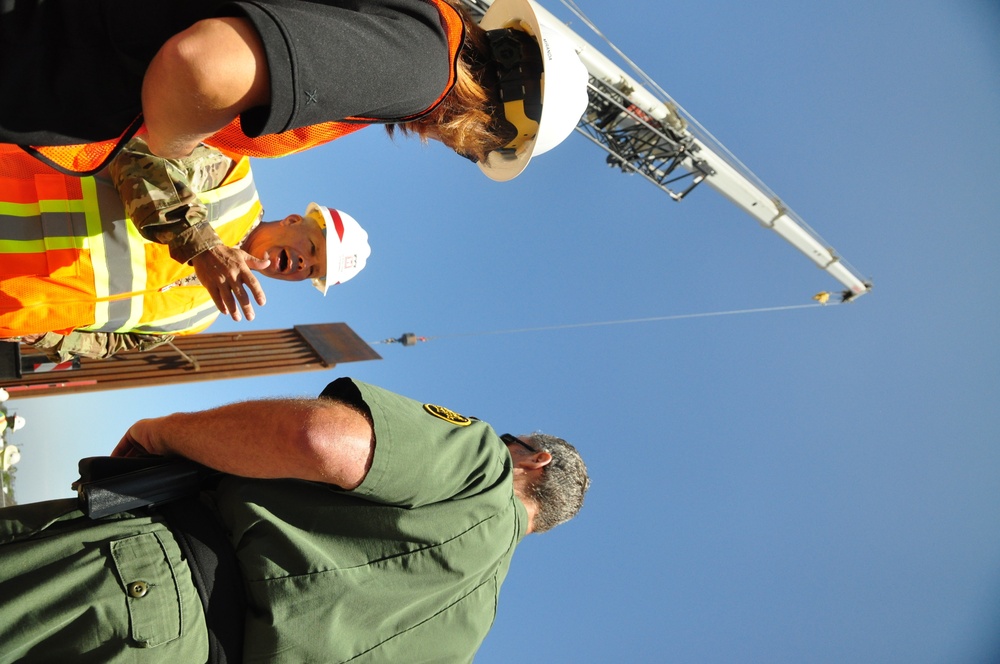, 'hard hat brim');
477,0,589,182
305,203,371,294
